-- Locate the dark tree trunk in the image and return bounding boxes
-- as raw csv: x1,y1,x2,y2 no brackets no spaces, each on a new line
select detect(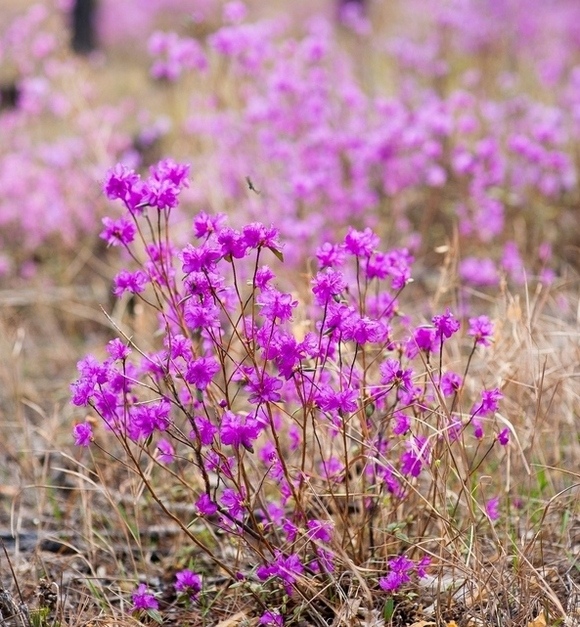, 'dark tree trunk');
0,82,20,111
71,0,97,54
